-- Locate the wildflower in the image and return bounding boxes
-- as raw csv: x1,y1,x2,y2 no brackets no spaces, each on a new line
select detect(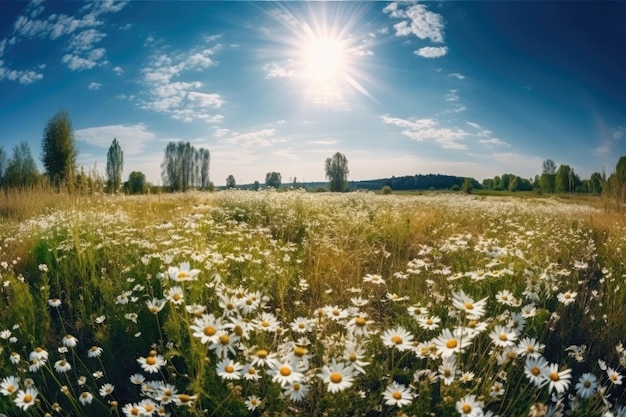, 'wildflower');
517,337,544,358
216,358,242,380
490,381,505,398
146,298,167,314
565,344,587,362
14,387,38,411
607,367,623,385
343,341,370,374
99,383,115,397
54,358,72,373
125,313,138,323
524,356,549,387
363,273,385,285
208,330,239,358
9,352,20,364
116,291,132,305
138,399,157,415
434,328,472,358
284,381,309,402
456,394,484,417
350,296,369,306
545,363,572,394
318,359,355,393
137,353,166,373
48,298,62,307
164,286,184,305
63,334,78,348
245,395,263,411
30,347,49,361
438,356,457,385
557,291,577,305
173,393,198,407
130,373,145,385
383,381,414,407
324,305,349,321
190,313,223,345
122,403,142,417
452,290,488,318
290,317,313,333
242,363,262,381
489,325,518,348
417,315,441,331
79,391,93,405
268,359,304,387
29,358,44,372
88,346,103,358
250,348,279,368
1,376,20,396
168,262,199,282
521,303,537,318
381,326,414,352
253,312,281,332
346,313,374,338
575,373,597,399
224,315,251,340
495,289,516,306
